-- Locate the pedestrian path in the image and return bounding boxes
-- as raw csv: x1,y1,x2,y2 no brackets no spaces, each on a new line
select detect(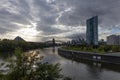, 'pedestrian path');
106,52,120,57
